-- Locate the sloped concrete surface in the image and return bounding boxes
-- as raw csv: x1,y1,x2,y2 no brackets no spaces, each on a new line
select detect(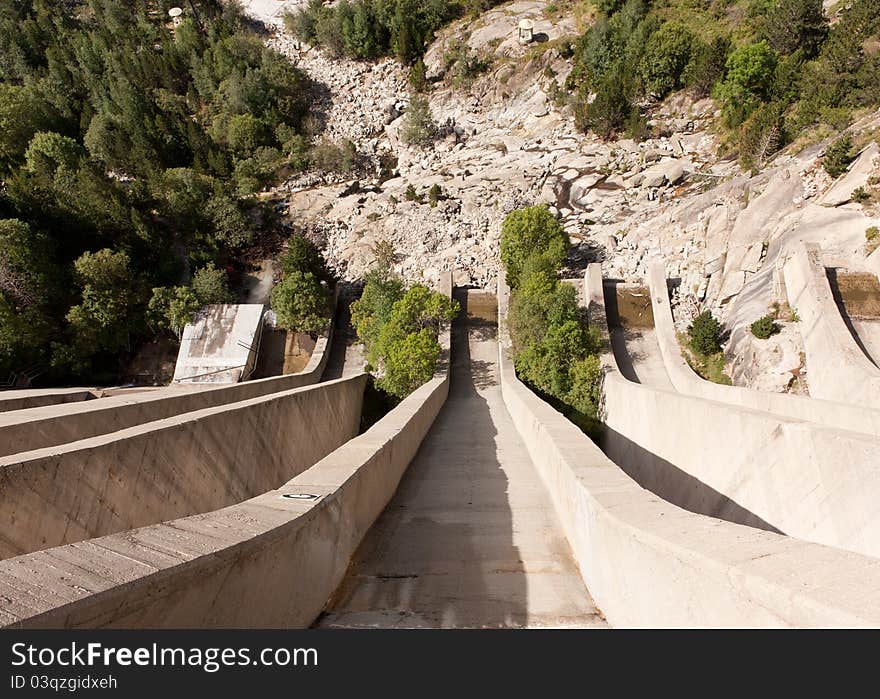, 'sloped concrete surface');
319,291,605,628
498,273,880,627
0,375,365,560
